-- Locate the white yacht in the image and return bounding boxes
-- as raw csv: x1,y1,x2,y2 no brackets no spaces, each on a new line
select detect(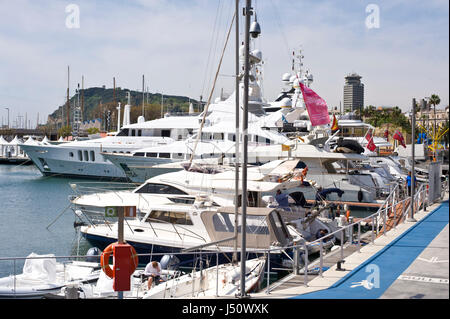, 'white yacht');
19,106,201,181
